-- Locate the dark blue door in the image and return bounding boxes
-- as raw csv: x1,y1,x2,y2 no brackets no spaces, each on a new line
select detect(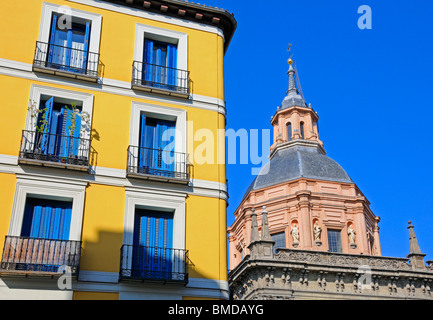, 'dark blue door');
143,39,177,89
138,115,176,177
132,209,173,279
20,198,72,272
